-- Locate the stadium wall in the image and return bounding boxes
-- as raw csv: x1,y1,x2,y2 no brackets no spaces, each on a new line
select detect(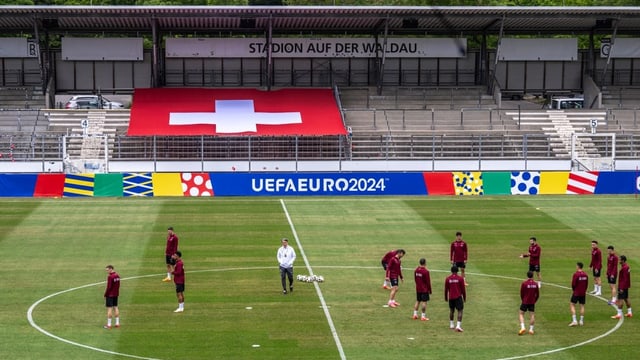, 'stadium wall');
0,170,638,197
3,158,640,174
